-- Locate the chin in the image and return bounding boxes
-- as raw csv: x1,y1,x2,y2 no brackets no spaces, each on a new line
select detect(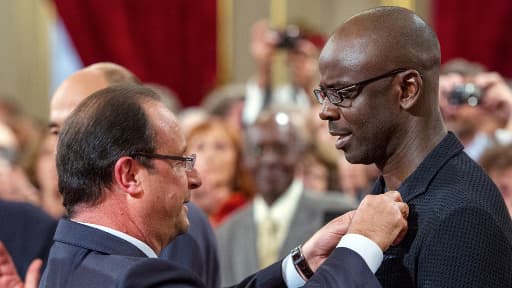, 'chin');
344,150,374,165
